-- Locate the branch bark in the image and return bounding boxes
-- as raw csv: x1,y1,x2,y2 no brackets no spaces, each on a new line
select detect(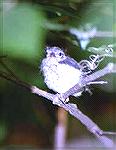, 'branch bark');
62,63,115,99
0,62,116,148
31,63,116,147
